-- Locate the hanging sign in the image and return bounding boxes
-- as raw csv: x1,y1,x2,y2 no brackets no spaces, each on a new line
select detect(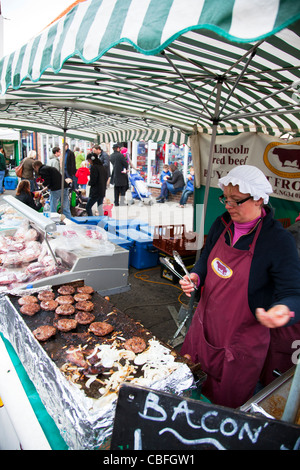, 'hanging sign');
111,383,300,451
199,133,300,202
